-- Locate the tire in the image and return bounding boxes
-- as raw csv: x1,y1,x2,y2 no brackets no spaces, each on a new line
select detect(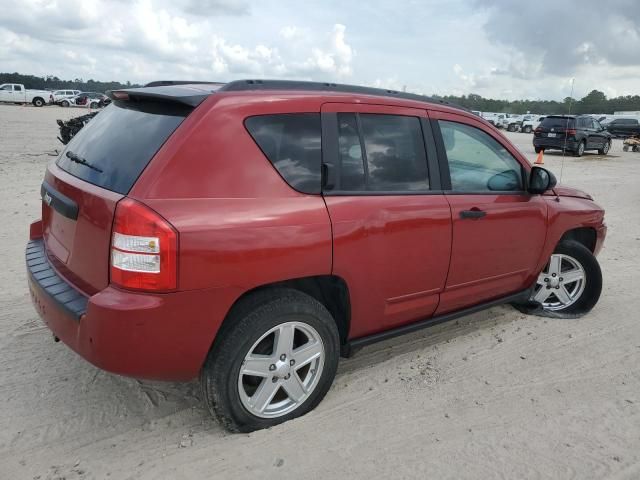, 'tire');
534,146,544,154
201,288,340,432
61,100,69,107
573,140,586,157
507,124,516,132
90,102,99,109
32,97,44,107
530,240,602,316
598,140,611,155
623,145,629,152
523,125,532,133
633,146,640,153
